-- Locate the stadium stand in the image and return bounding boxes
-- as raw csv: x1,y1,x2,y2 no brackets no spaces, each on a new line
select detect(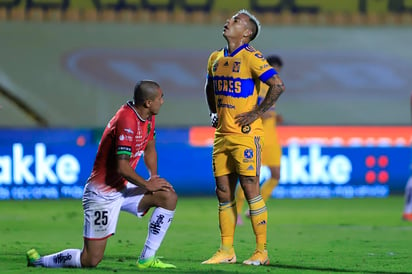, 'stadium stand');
1,1,412,127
